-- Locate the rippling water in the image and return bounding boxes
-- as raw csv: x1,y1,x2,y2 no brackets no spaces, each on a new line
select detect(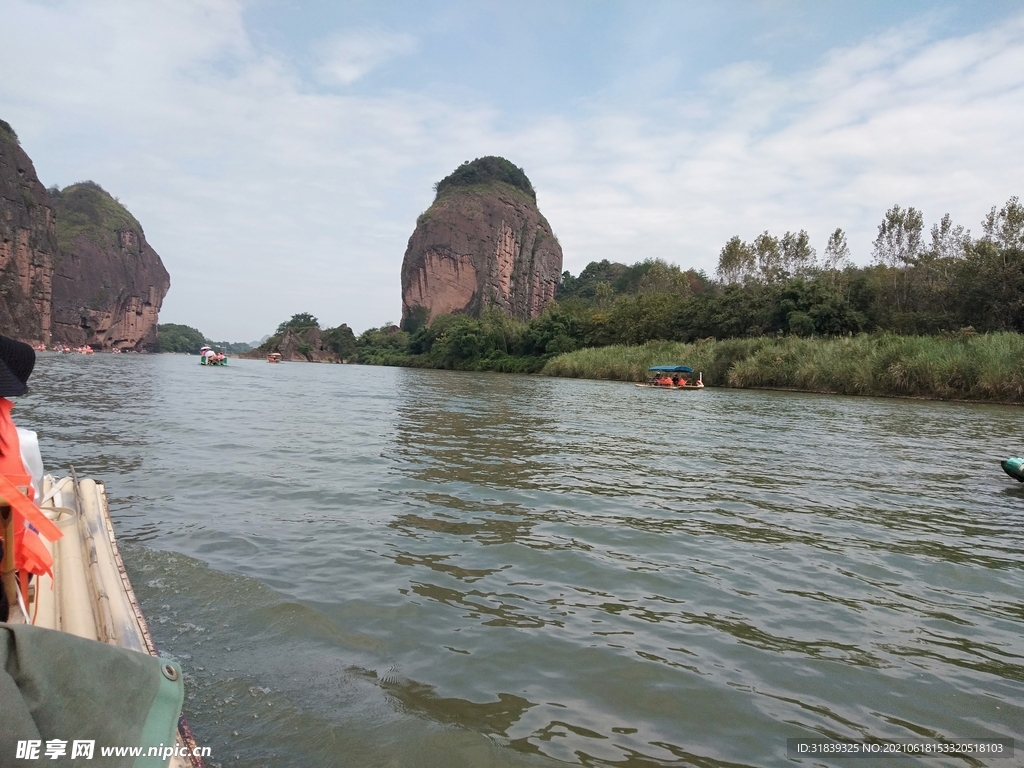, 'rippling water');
20,353,1024,767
